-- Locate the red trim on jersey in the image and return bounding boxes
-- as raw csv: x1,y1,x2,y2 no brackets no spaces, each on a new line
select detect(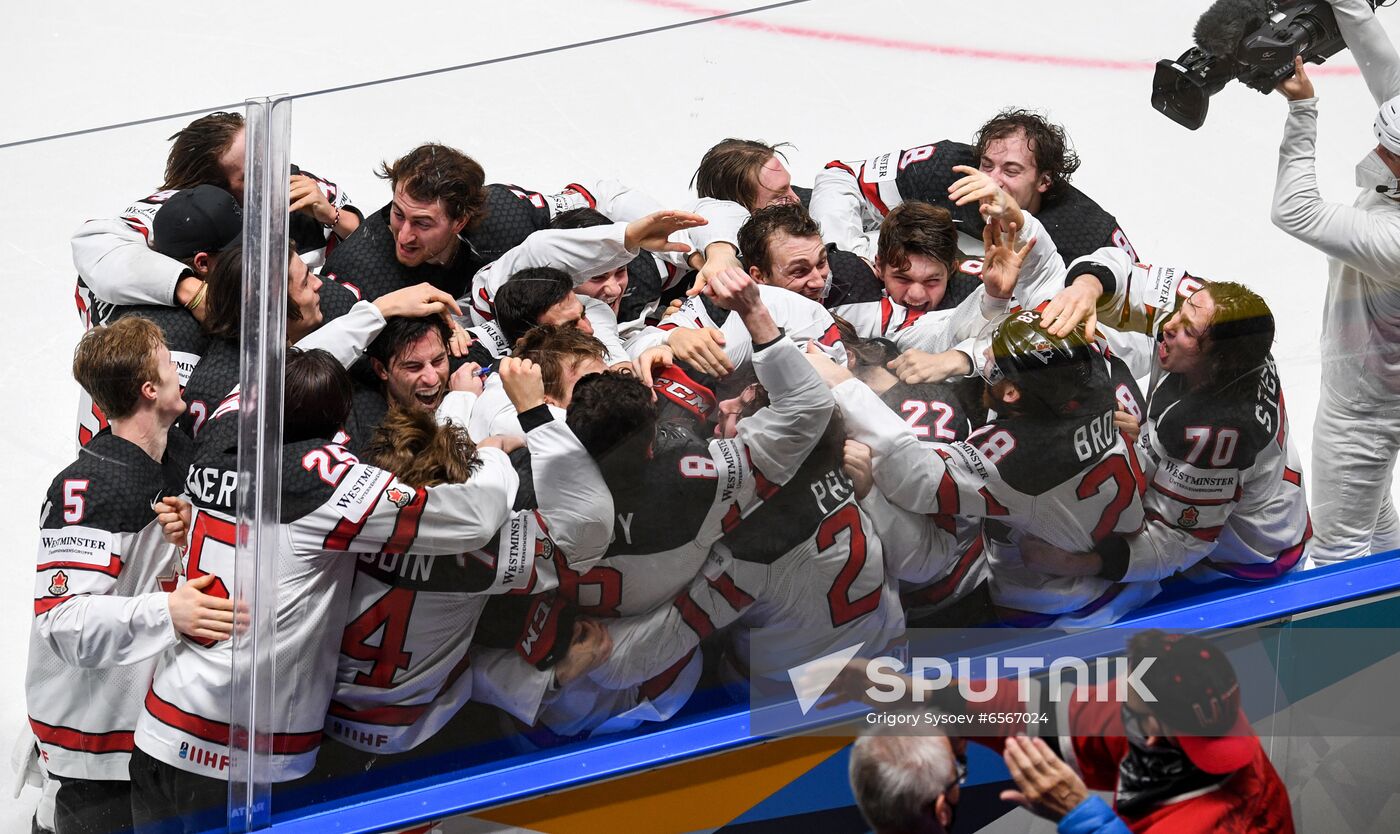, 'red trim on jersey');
978,486,1010,516
144,689,321,754
34,596,72,615
1150,479,1241,507
563,182,597,208
673,593,715,640
1276,393,1288,449
328,651,473,728
1207,518,1311,580
823,160,857,177
639,648,697,702
382,488,429,554
721,503,743,534
902,535,984,610
746,448,780,502
37,555,124,577
1283,466,1303,487
880,298,894,334
706,572,756,611
818,322,842,347
29,718,134,754
1146,510,1222,542
898,307,927,330
658,322,680,331
931,513,957,537
857,166,891,215
121,219,151,240
933,449,960,515
78,426,93,446
325,484,389,551
475,287,495,321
